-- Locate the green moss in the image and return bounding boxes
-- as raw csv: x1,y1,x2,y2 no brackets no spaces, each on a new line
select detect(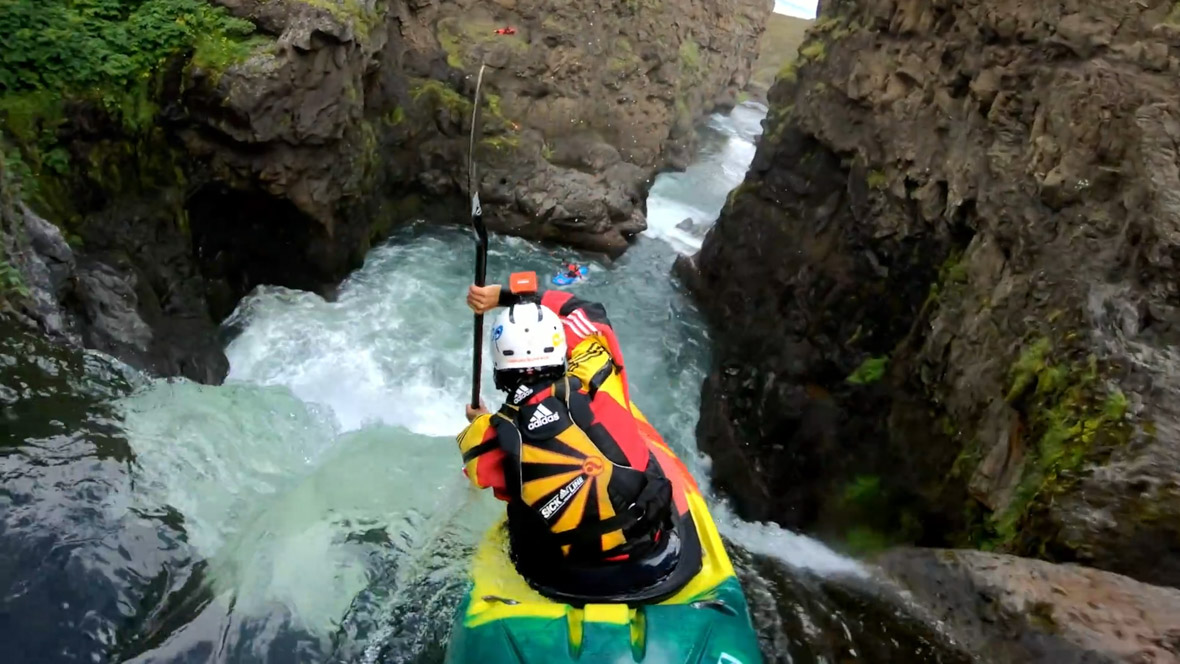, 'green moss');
679,38,701,77
384,106,405,126
437,22,466,69
722,180,752,214
867,169,889,190
0,150,30,299
411,79,474,115
409,80,514,137
847,356,888,385
945,261,968,285
978,338,1133,549
480,135,520,152
1103,388,1128,420
192,31,271,79
924,248,970,311
0,0,269,222
300,0,381,38
1167,2,1180,24
608,39,641,75
842,475,882,506
764,103,795,143
800,40,827,62
674,97,692,126
813,16,842,33
1006,338,1052,403
842,525,891,556
948,435,982,480
485,93,507,123
778,60,799,84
